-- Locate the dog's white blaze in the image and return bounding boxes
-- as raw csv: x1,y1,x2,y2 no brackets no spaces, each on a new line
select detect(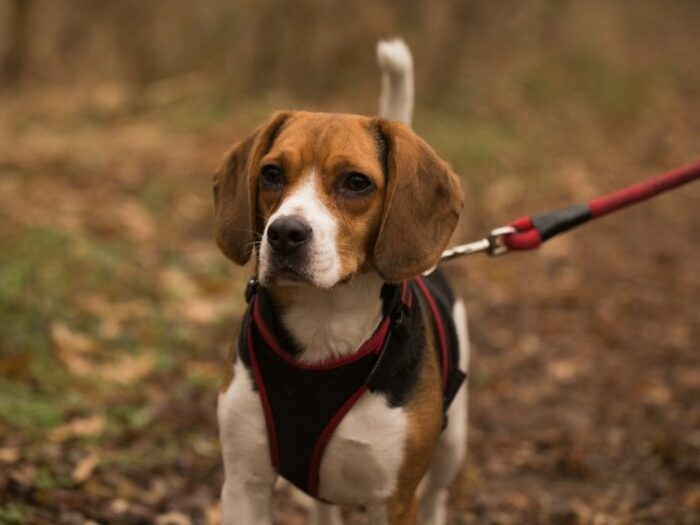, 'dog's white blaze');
218,359,277,525
259,174,342,289
318,391,407,505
